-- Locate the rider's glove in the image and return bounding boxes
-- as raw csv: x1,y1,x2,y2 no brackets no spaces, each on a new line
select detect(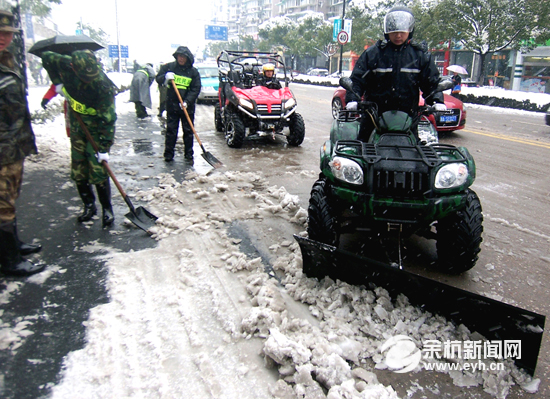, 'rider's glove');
183,101,187,108
165,72,175,82
41,98,49,109
96,152,109,164
346,101,358,111
433,103,447,111
55,84,64,95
